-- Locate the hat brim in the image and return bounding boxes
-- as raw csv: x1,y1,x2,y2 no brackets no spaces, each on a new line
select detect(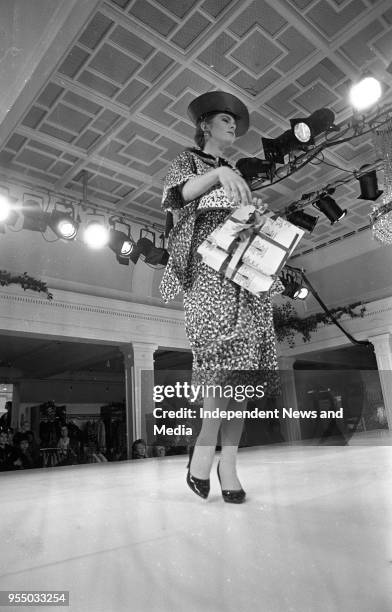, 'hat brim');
187,91,249,137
